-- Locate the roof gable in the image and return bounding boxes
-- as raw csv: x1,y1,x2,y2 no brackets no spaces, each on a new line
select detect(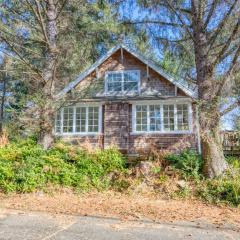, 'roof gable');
57,44,197,99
